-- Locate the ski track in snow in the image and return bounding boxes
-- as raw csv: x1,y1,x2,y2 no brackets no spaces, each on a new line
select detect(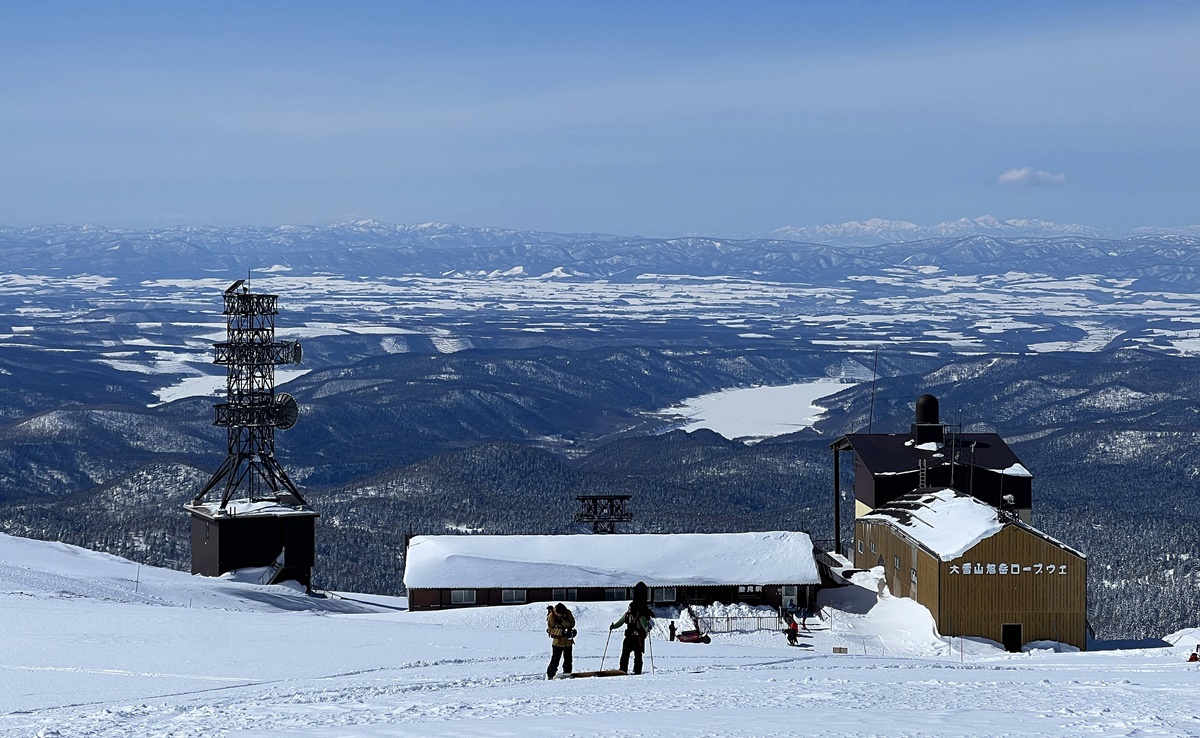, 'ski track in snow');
10,654,1200,738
